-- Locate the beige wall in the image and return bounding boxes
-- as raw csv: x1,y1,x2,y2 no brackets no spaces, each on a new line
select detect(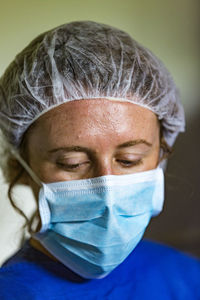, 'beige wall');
0,0,199,265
